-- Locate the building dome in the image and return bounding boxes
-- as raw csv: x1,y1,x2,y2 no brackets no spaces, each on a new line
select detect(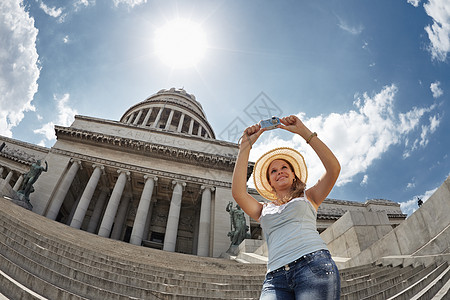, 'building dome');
120,88,215,139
